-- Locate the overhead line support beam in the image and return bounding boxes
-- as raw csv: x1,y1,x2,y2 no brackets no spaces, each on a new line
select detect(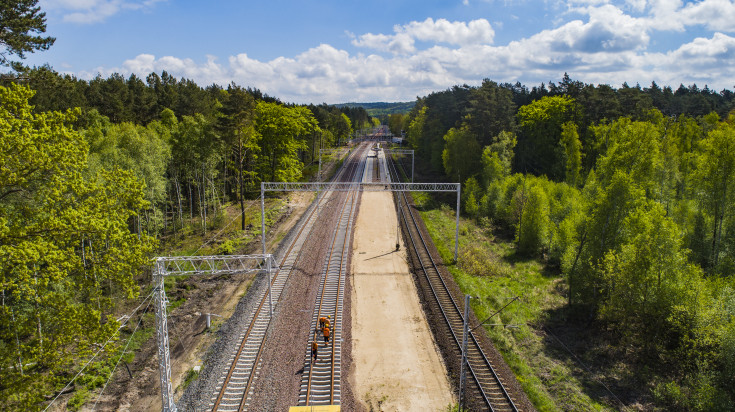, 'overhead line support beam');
153,254,276,412
260,181,461,262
